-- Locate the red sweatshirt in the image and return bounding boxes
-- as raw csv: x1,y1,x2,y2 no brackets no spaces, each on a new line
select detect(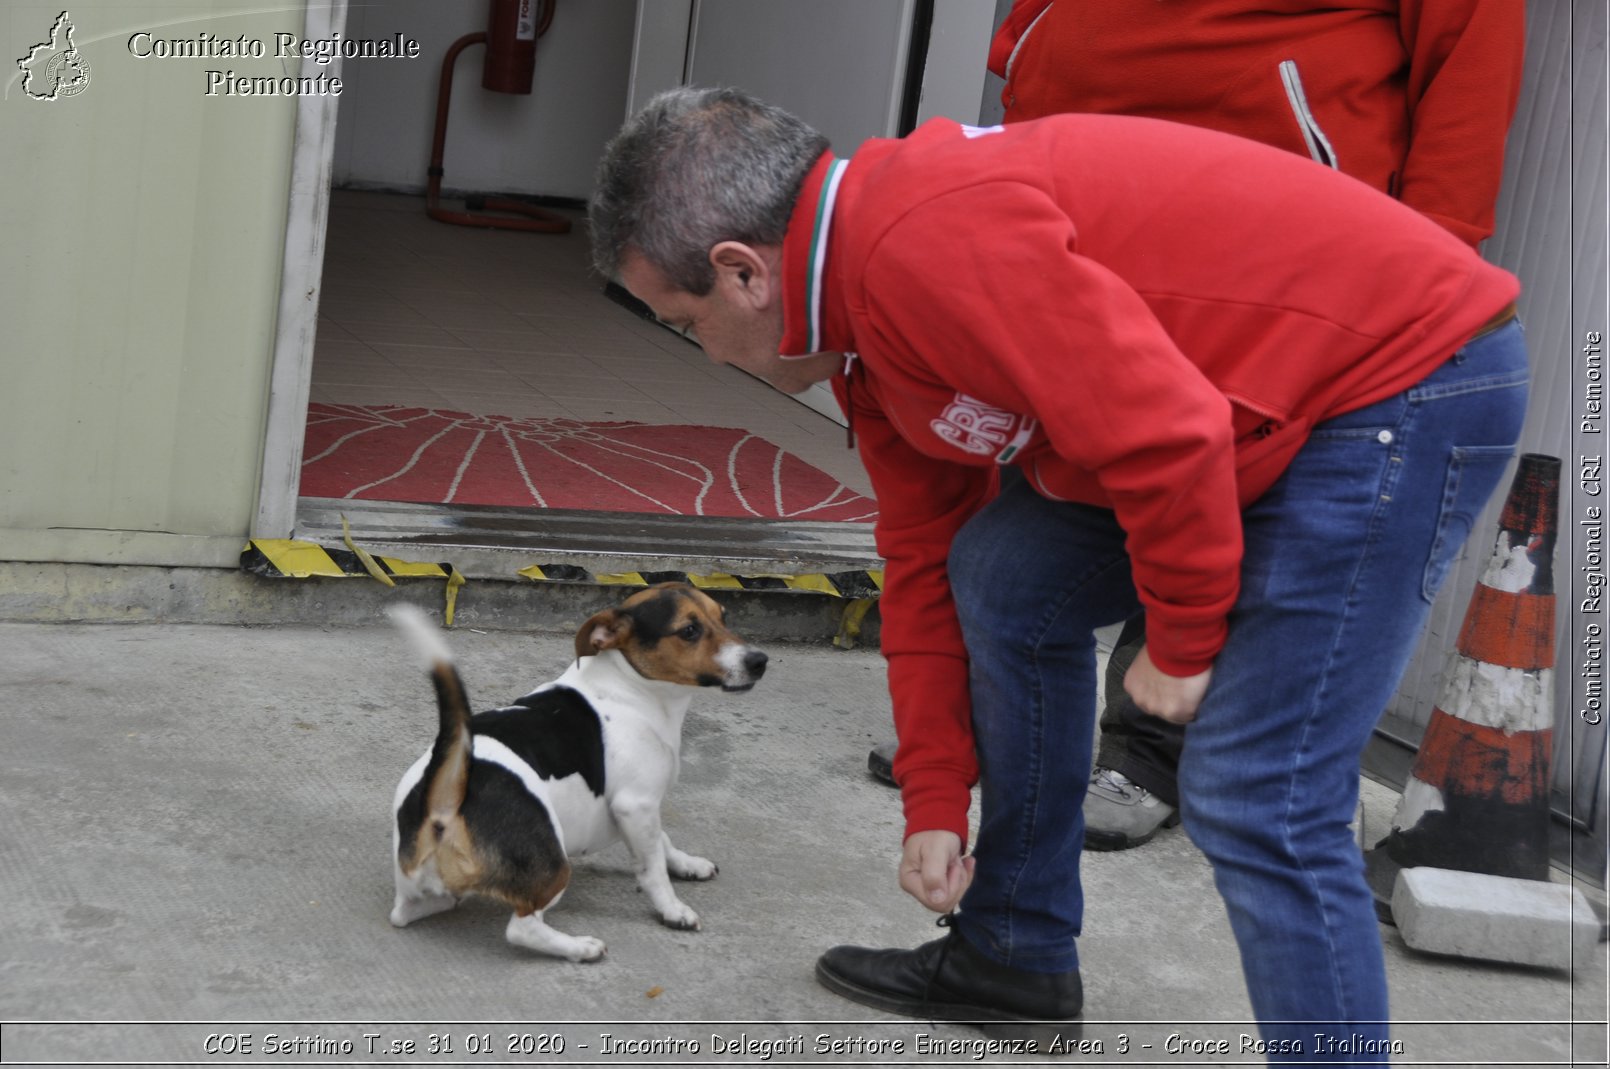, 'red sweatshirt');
779,116,1519,843
987,0,1525,248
